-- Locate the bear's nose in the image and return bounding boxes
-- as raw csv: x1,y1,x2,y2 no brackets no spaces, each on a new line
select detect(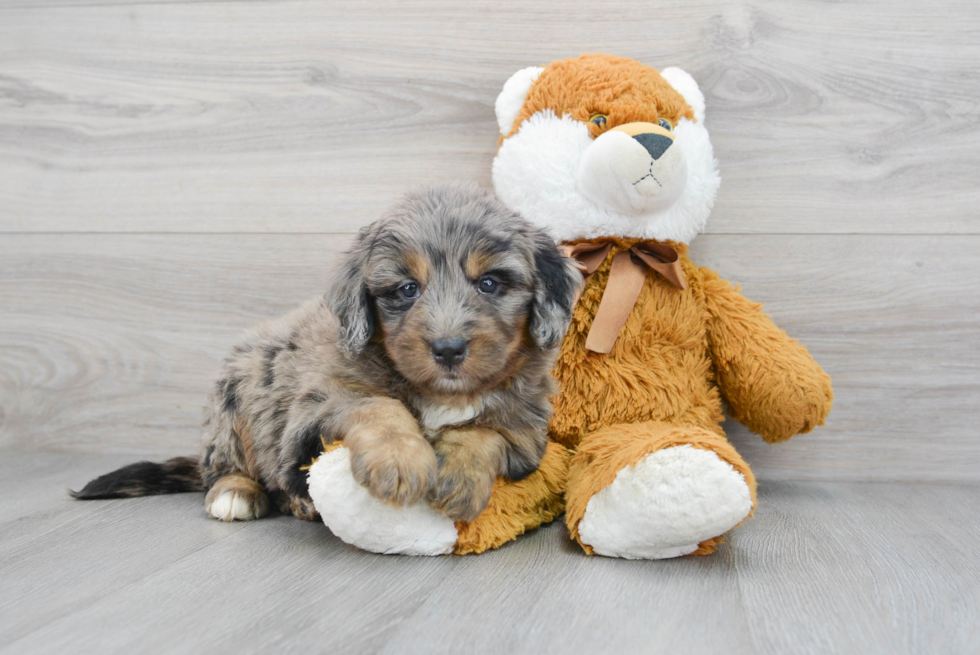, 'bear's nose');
633,133,673,160
430,338,468,368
